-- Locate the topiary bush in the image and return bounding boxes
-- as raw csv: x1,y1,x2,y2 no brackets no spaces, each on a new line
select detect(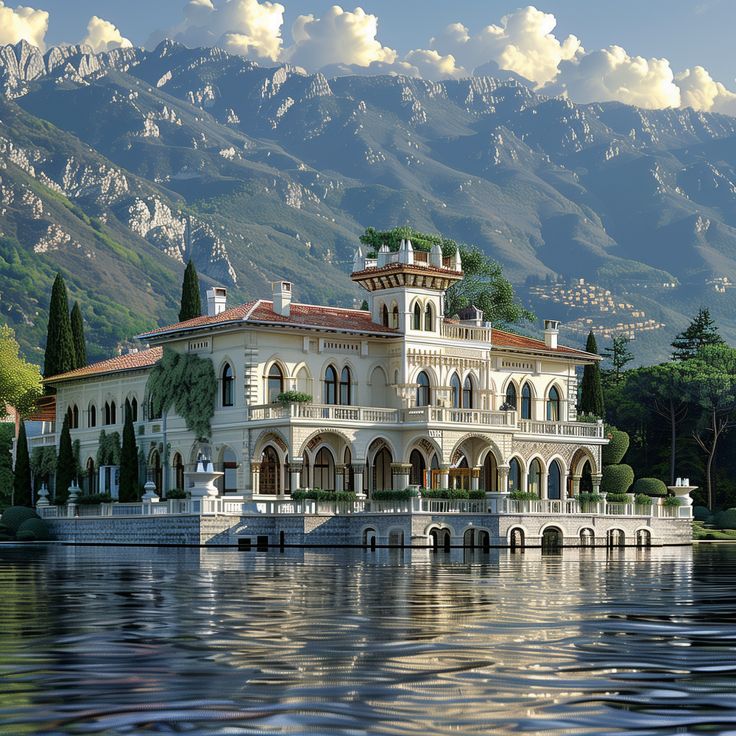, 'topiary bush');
577,492,602,505
508,491,540,502
421,488,485,499
291,490,357,503
632,477,668,497
1,506,40,534
600,464,634,494
605,492,630,504
634,493,653,506
16,517,50,541
693,505,712,522
372,489,418,501
602,429,630,465
713,508,736,529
